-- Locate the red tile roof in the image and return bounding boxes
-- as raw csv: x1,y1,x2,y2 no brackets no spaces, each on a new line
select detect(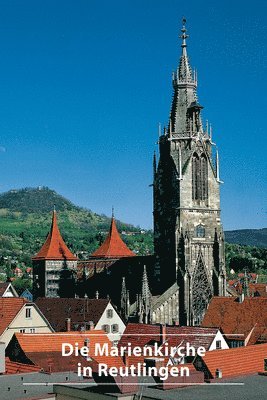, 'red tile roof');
0,282,9,297
120,323,218,349
249,283,267,297
202,296,267,339
91,217,135,258
35,298,110,331
228,280,267,297
32,210,77,261
198,343,267,378
0,298,28,336
8,331,124,373
119,323,219,367
77,260,116,279
5,357,41,374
